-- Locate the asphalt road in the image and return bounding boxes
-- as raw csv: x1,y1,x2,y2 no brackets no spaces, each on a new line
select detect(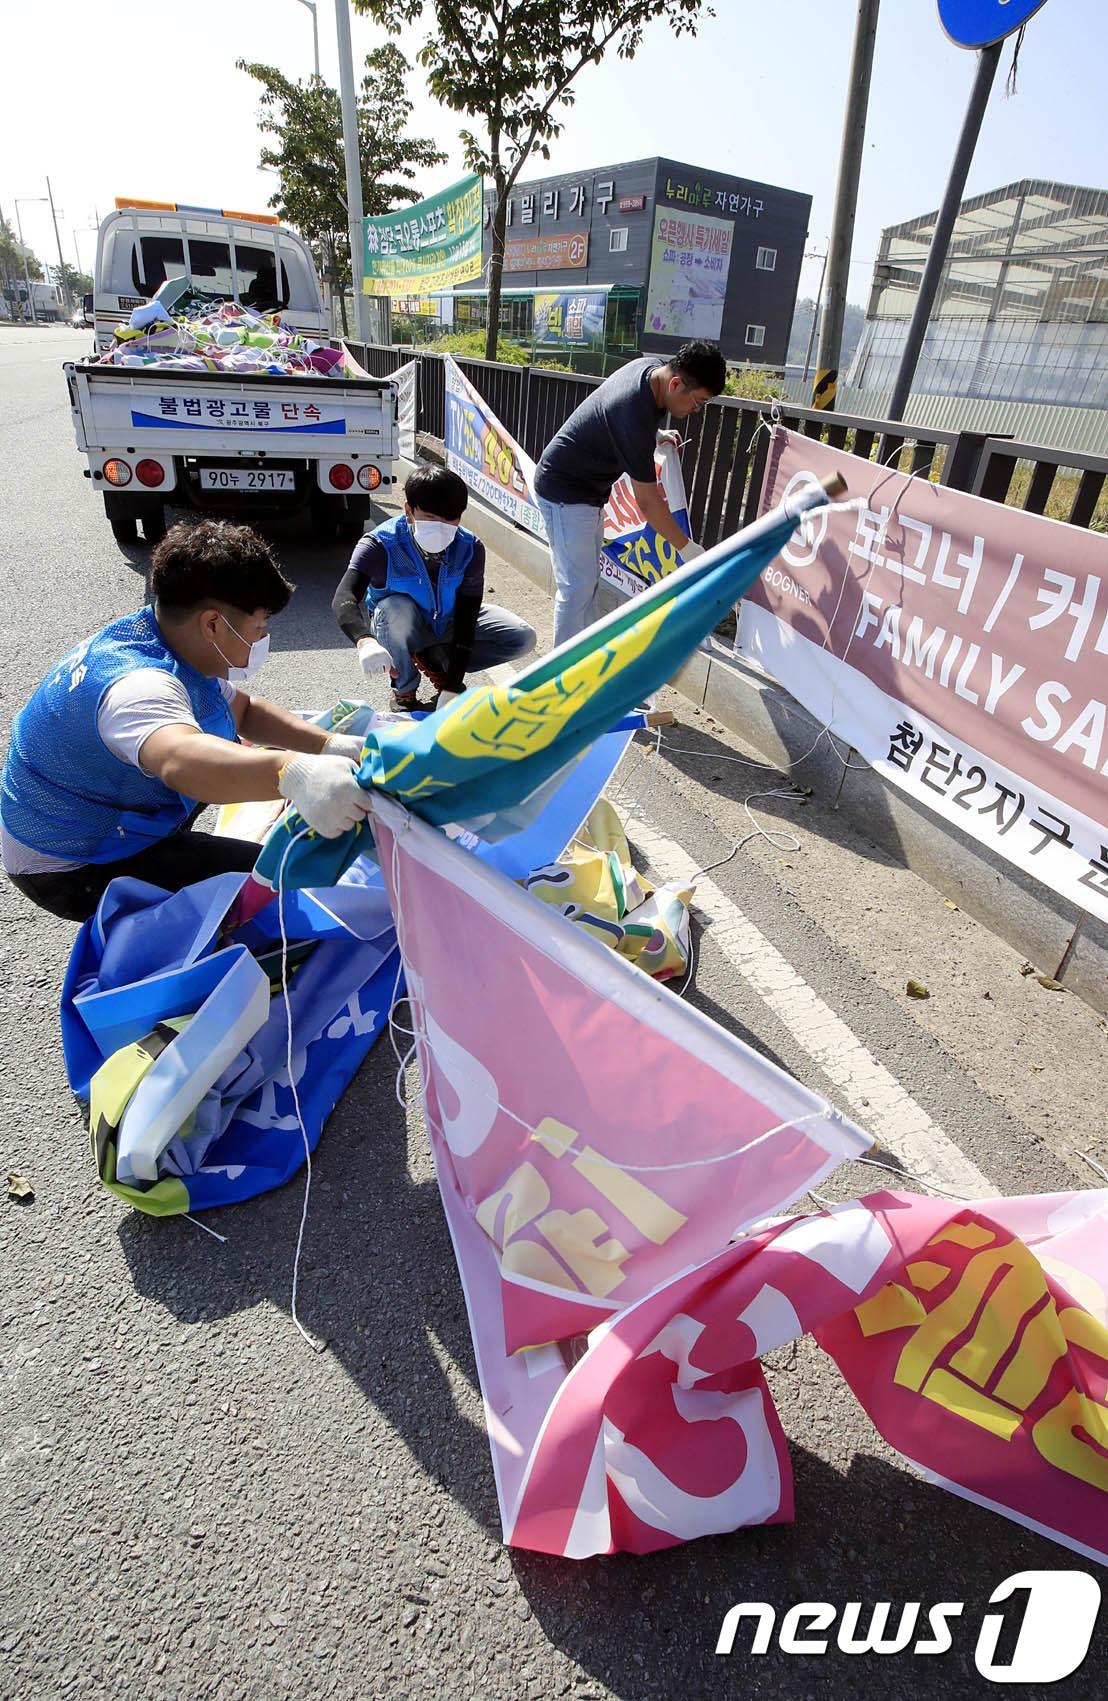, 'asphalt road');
1,327,1105,1701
